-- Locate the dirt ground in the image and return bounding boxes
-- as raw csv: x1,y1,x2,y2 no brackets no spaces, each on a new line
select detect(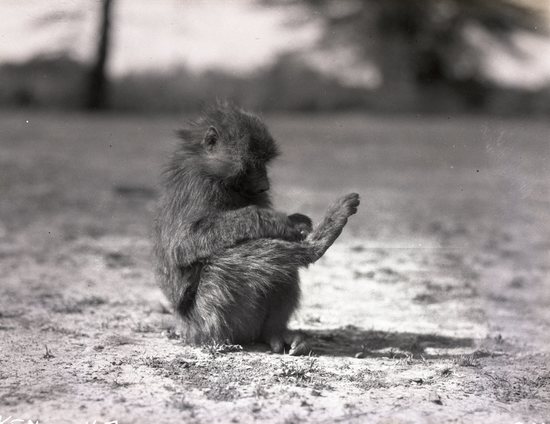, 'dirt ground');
0,111,549,424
